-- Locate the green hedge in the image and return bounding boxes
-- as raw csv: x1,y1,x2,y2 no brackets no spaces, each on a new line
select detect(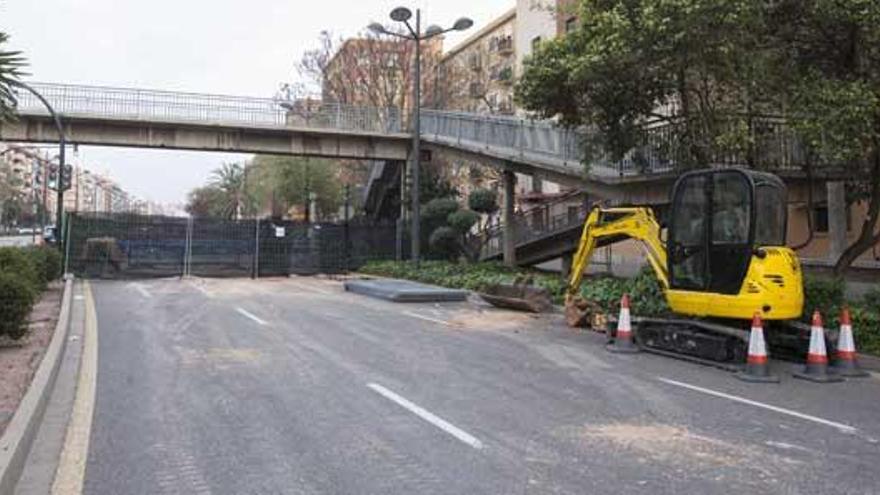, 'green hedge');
801,275,880,356
0,246,60,340
0,271,36,339
25,246,62,286
359,261,879,355
359,260,665,311
0,246,41,292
